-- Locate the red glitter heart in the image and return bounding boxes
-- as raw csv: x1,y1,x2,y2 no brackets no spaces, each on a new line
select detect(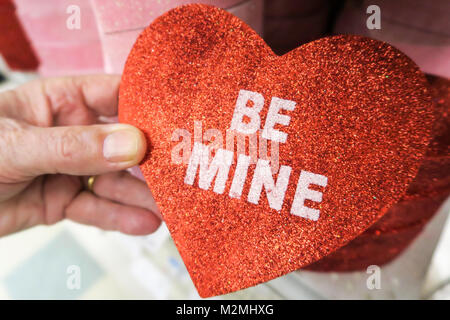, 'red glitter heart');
119,4,434,297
